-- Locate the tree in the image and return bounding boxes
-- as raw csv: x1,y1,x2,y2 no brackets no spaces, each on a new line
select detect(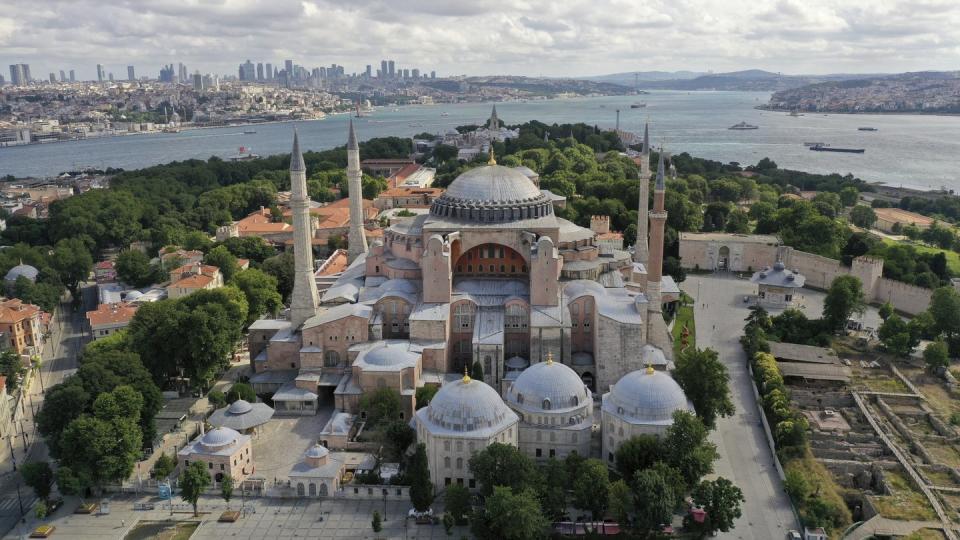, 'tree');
0,350,26,391
116,249,161,287
359,387,402,427
471,360,484,381
21,462,54,502
614,435,663,481
878,315,919,357
849,205,877,228
839,186,860,207
879,301,895,321
220,474,234,508
822,275,866,332
205,245,238,282
924,340,950,372
537,457,568,520
445,483,471,524
929,286,960,339
469,443,540,496
372,510,382,533
55,466,91,502
153,453,176,480
180,461,212,517
230,268,282,325
608,479,632,528
632,468,675,532
408,443,434,512
686,477,744,537
384,421,415,460
572,458,609,521
783,467,811,501
208,390,226,409
673,347,735,429
472,486,547,540
415,385,438,409
261,252,295,300
226,382,256,403
662,410,719,487
36,379,90,457
51,238,93,297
